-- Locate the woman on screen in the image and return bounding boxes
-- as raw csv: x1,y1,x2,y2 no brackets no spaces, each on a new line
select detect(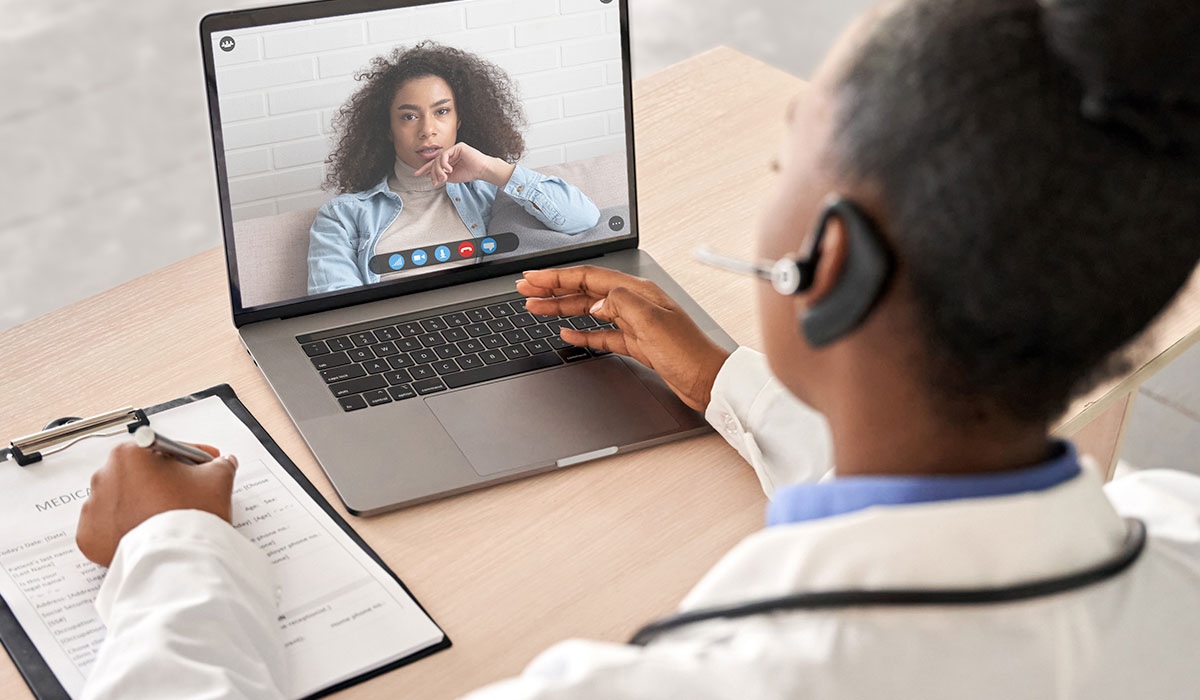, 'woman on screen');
306,42,601,295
